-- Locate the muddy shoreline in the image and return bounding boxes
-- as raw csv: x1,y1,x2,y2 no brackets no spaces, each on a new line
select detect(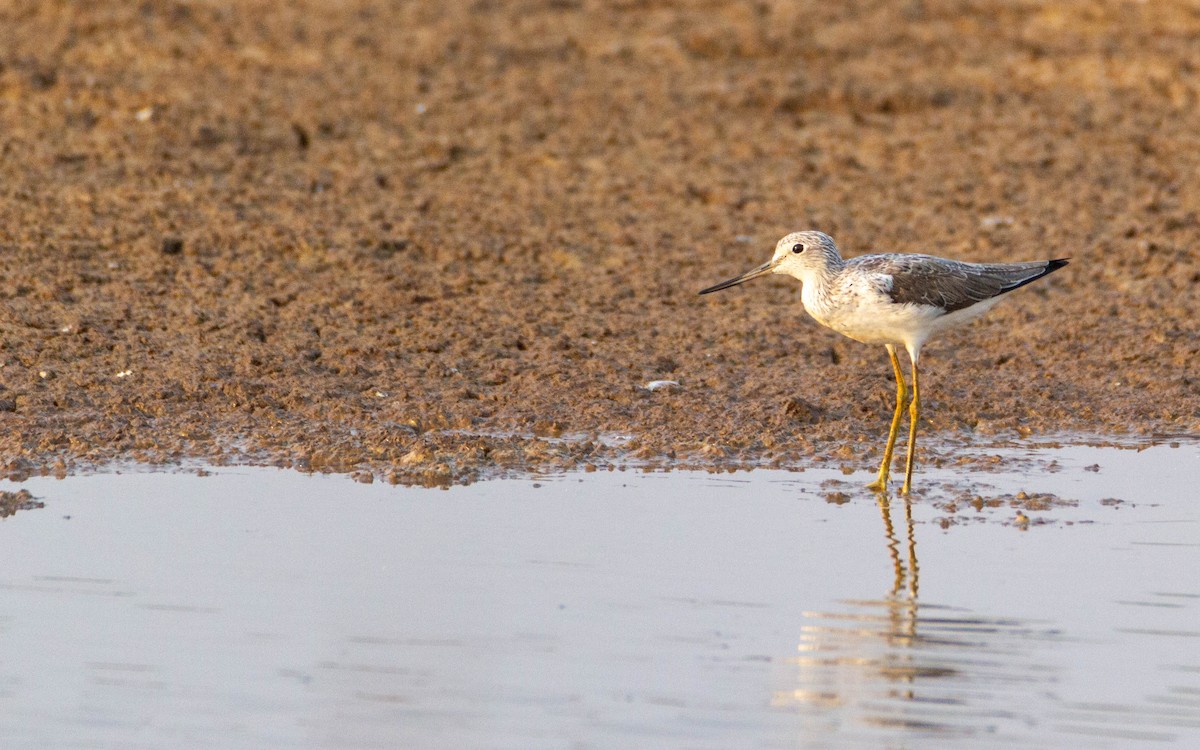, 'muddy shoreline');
2,2,1199,485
